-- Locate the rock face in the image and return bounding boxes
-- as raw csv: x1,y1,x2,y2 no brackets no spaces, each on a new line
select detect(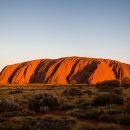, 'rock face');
0,57,130,85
